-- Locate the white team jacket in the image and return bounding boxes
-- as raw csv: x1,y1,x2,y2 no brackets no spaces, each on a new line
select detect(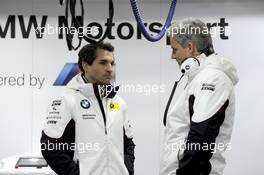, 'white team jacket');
42,74,133,175
160,54,239,175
